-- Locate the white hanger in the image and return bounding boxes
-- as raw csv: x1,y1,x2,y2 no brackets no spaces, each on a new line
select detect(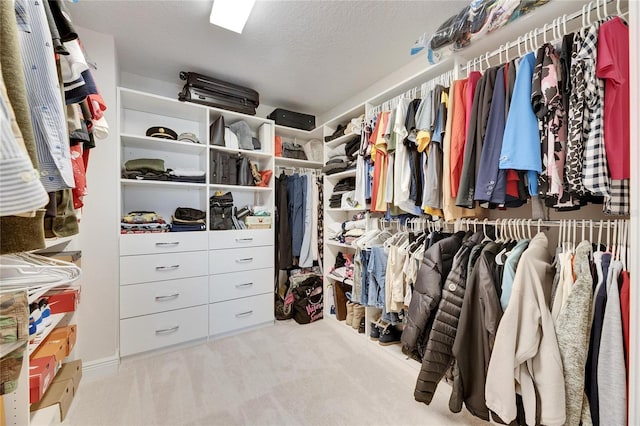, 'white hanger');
597,0,603,21
582,4,588,28
485,52,491,70
537,219,543,235
587,1,595,25
562,14,568,36
616,0,622,17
